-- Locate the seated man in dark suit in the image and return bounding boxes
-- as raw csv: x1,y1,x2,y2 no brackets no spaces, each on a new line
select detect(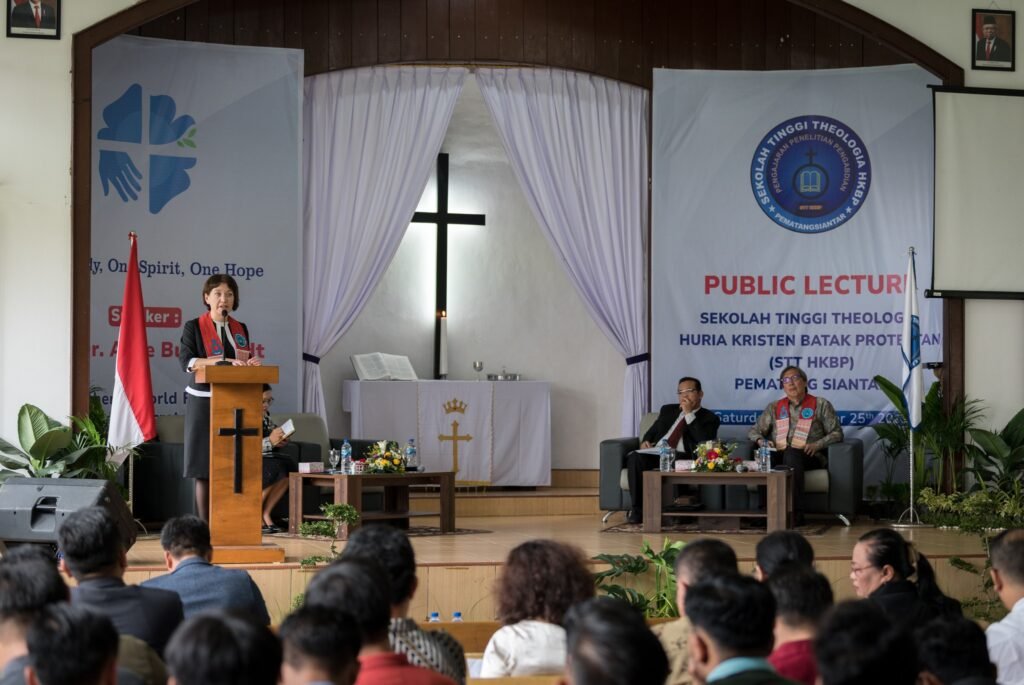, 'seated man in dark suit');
59,506,184,657
563,597,668,685
625,376,720,523
141,515,270,624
